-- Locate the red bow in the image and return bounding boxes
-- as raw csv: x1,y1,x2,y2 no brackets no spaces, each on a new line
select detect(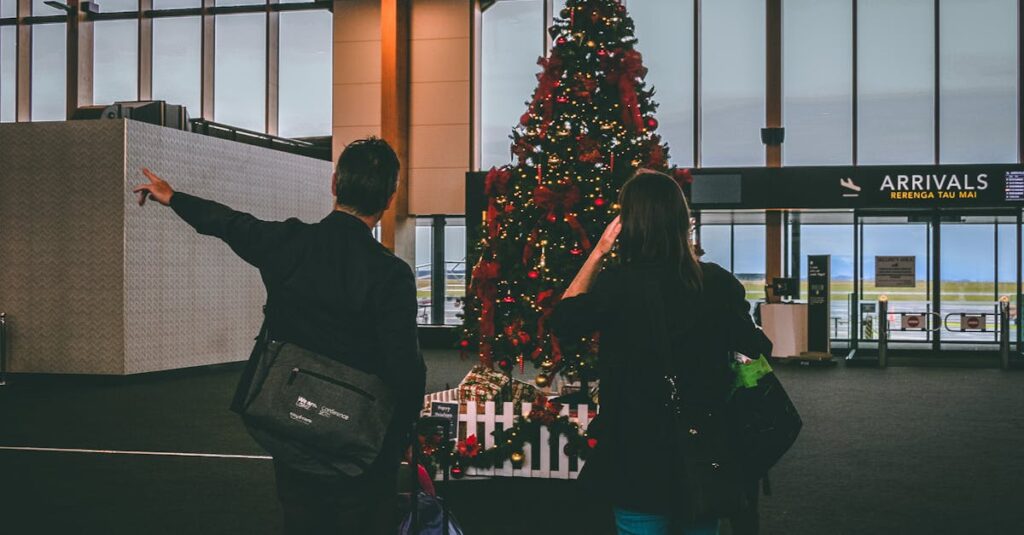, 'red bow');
484,167,512,196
